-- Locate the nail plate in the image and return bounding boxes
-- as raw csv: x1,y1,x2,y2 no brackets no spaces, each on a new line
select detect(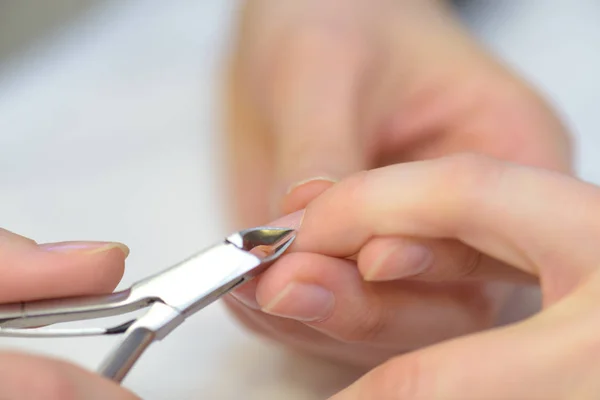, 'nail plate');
270,177,337,218
285,176,339,196
364,243,432,281
261,282,334,322
39,241,130,257
267,209,306,230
